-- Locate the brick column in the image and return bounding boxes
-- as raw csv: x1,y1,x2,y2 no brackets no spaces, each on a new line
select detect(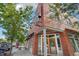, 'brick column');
60,30,74,56
32,33,38,55
47,37,51,54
